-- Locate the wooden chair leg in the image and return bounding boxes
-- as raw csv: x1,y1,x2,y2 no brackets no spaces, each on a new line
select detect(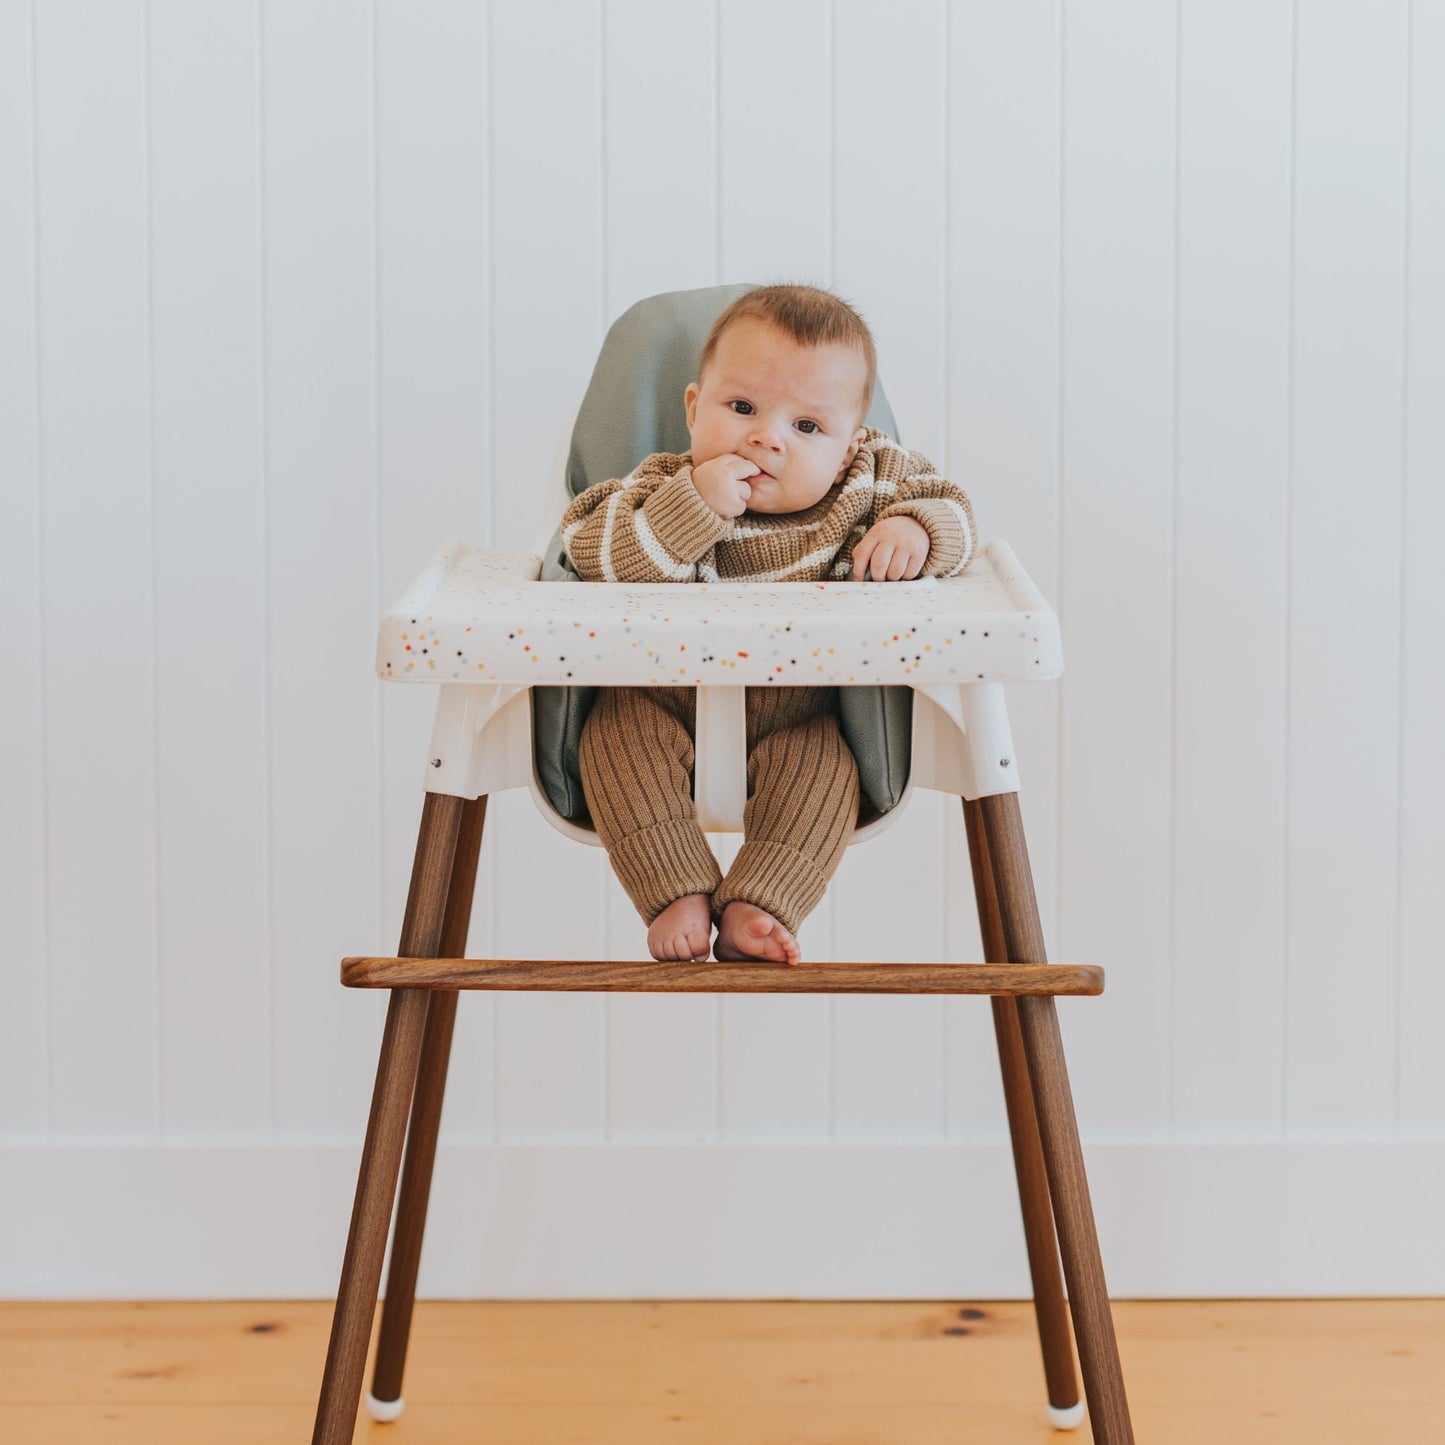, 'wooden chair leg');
311,791,469,1445
369,795,488,1414
979,791,1134,1444
963,798,1081,1424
